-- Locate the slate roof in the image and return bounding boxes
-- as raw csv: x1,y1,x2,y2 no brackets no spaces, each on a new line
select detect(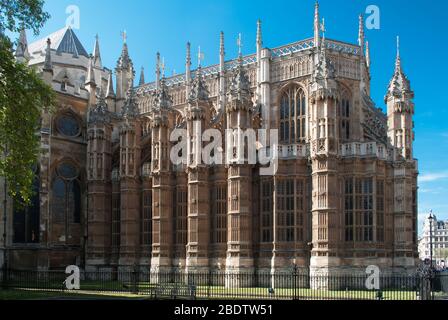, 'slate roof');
28,26,89,59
